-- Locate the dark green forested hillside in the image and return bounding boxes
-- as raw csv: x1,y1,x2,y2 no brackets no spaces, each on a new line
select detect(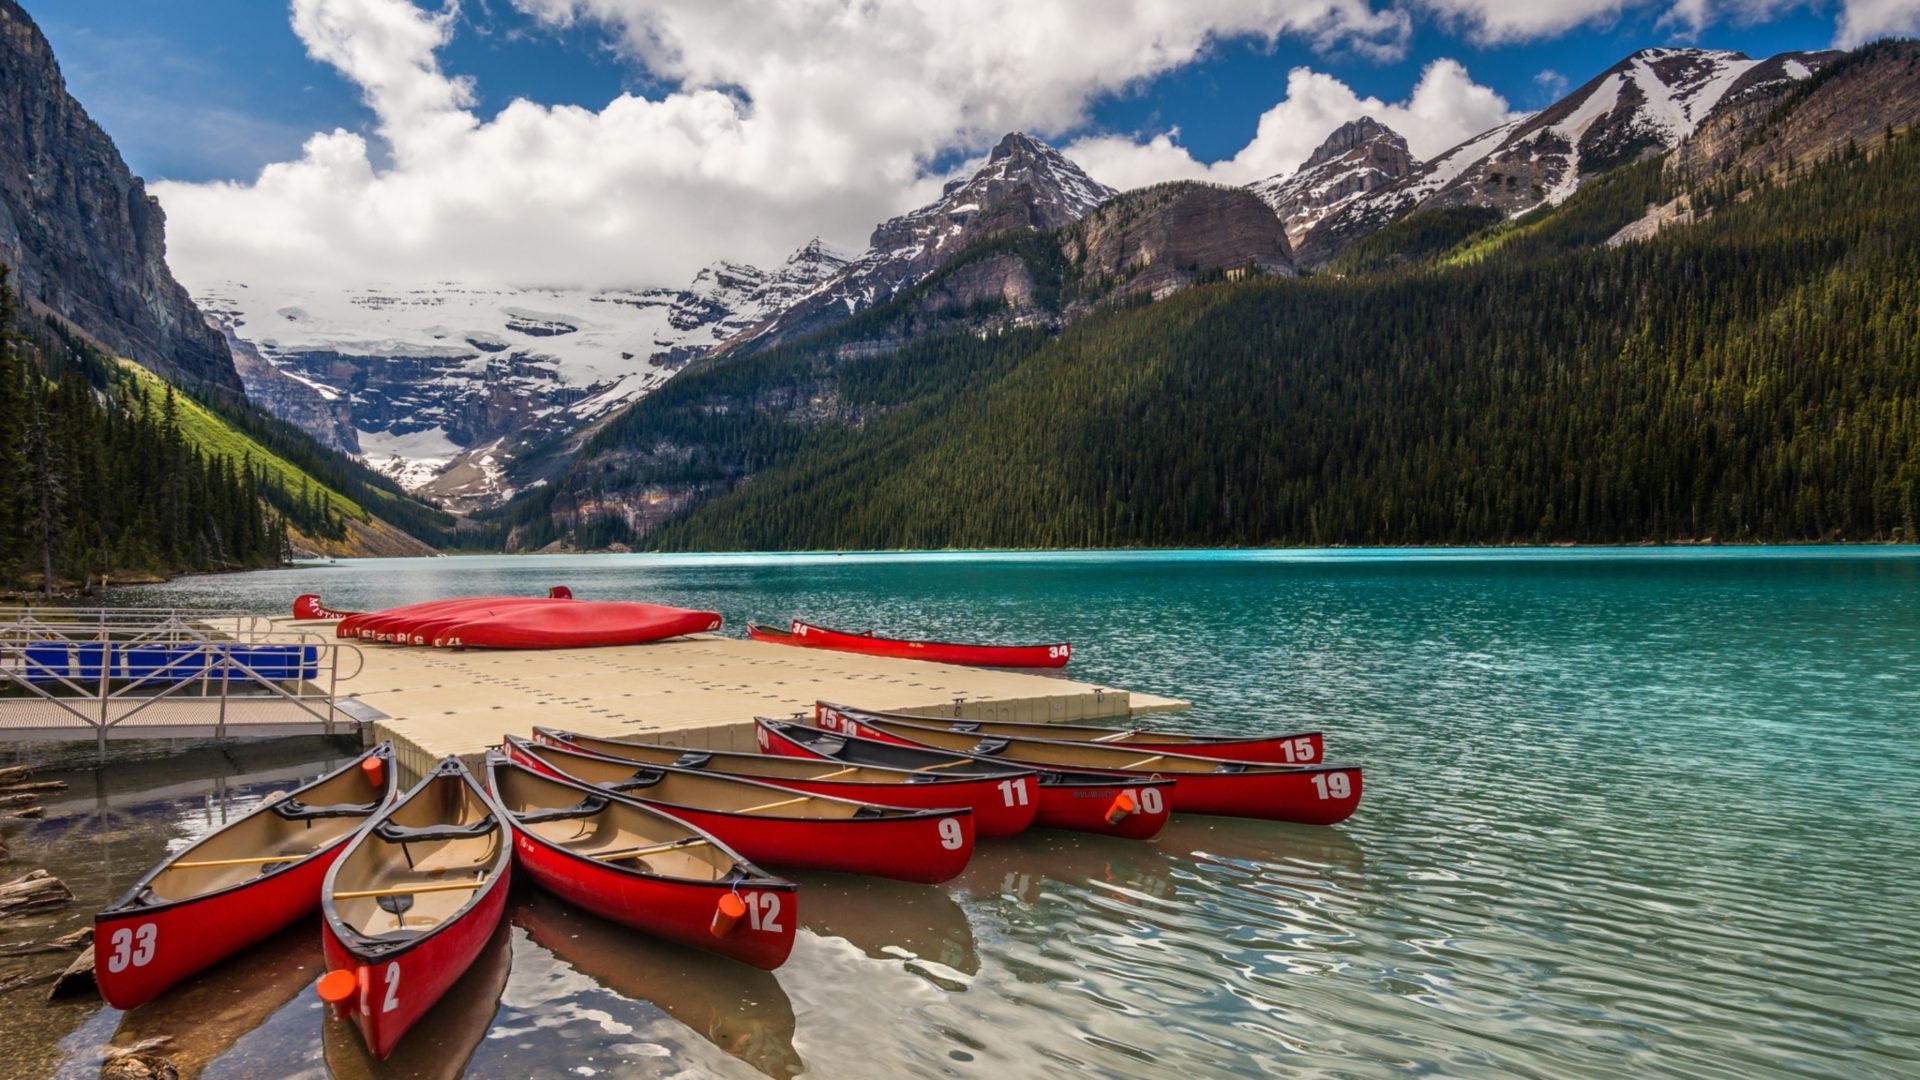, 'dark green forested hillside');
524,121,1920,551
